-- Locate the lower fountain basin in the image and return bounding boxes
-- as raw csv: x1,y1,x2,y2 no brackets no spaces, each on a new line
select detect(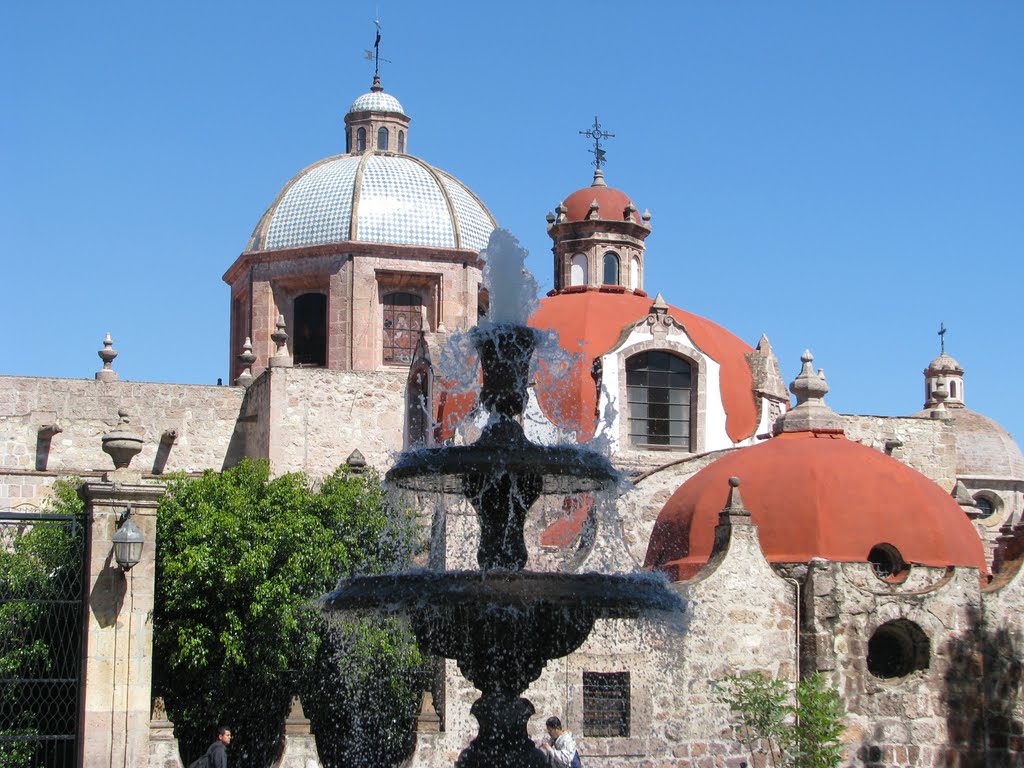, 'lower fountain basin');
323,570,685,695
322,570,683,615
